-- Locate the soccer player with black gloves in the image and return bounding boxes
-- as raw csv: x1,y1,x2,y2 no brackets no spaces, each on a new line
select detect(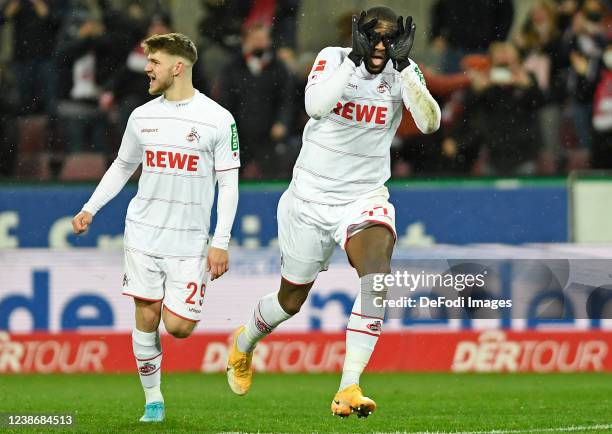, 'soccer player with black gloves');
226,6,440,418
